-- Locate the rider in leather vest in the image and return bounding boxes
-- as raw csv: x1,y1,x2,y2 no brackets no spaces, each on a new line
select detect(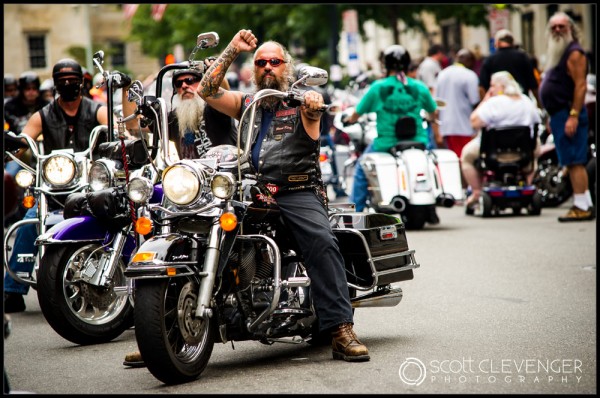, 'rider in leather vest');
240,93,322,195
40,97,104,152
